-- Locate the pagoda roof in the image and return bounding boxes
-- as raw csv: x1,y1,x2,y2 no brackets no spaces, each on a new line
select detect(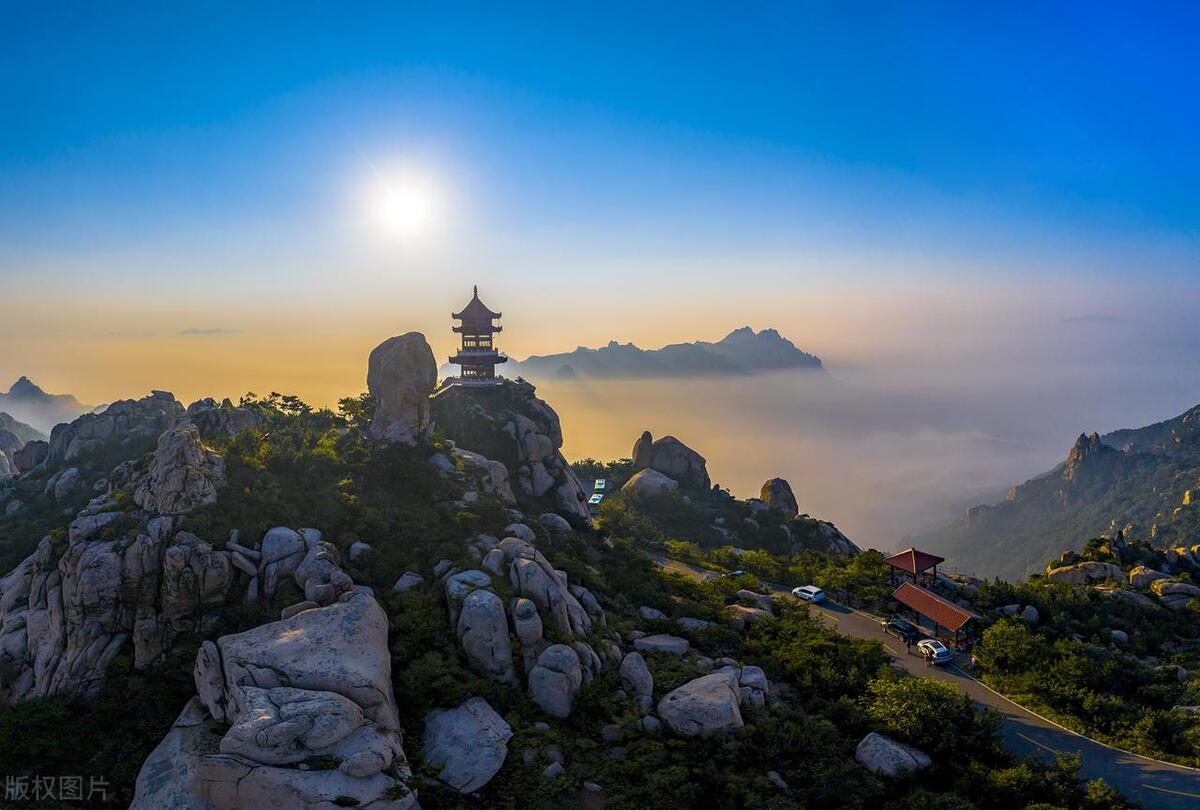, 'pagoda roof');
883,547,945,574
892,582,978,632
453,286,501,321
